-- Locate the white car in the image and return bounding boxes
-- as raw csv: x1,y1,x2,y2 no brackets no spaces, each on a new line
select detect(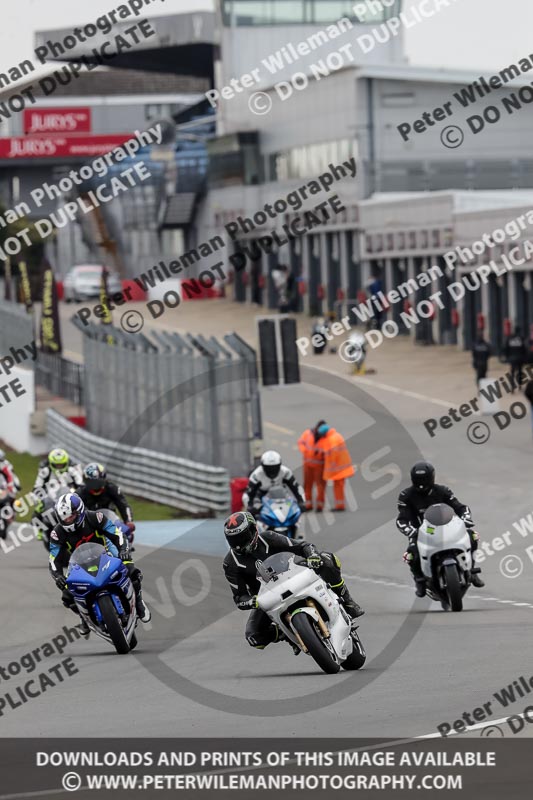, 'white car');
63,265,122,302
